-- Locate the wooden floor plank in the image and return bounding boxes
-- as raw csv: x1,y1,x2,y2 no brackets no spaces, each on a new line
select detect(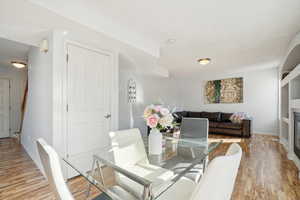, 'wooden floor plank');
0,134,300,200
